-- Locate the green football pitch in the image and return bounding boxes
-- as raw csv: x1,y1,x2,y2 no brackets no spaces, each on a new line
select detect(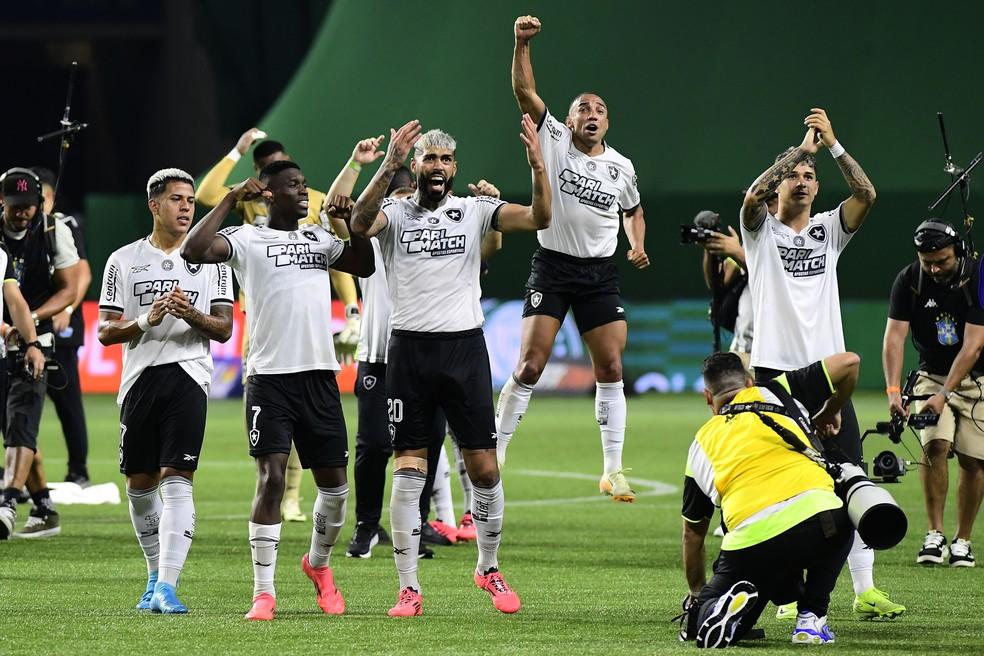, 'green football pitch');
0,392,981,655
